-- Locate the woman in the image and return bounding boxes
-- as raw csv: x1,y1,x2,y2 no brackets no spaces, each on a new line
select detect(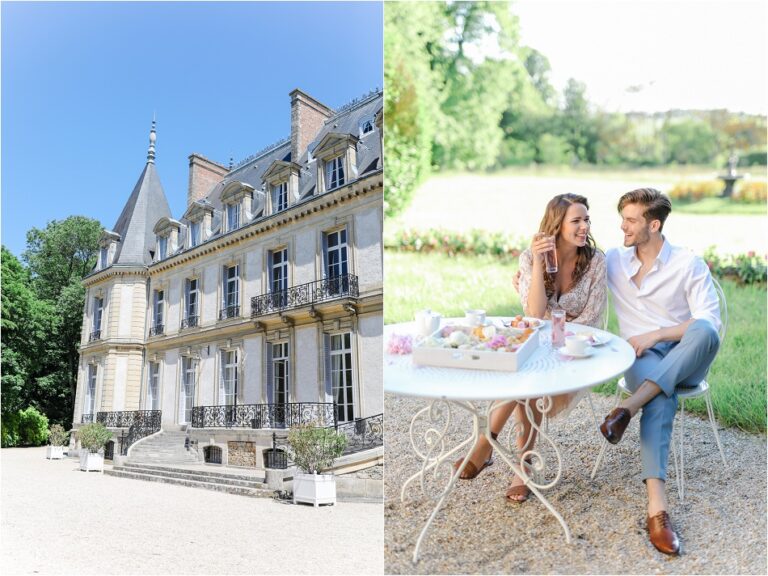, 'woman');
454,193,607,502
